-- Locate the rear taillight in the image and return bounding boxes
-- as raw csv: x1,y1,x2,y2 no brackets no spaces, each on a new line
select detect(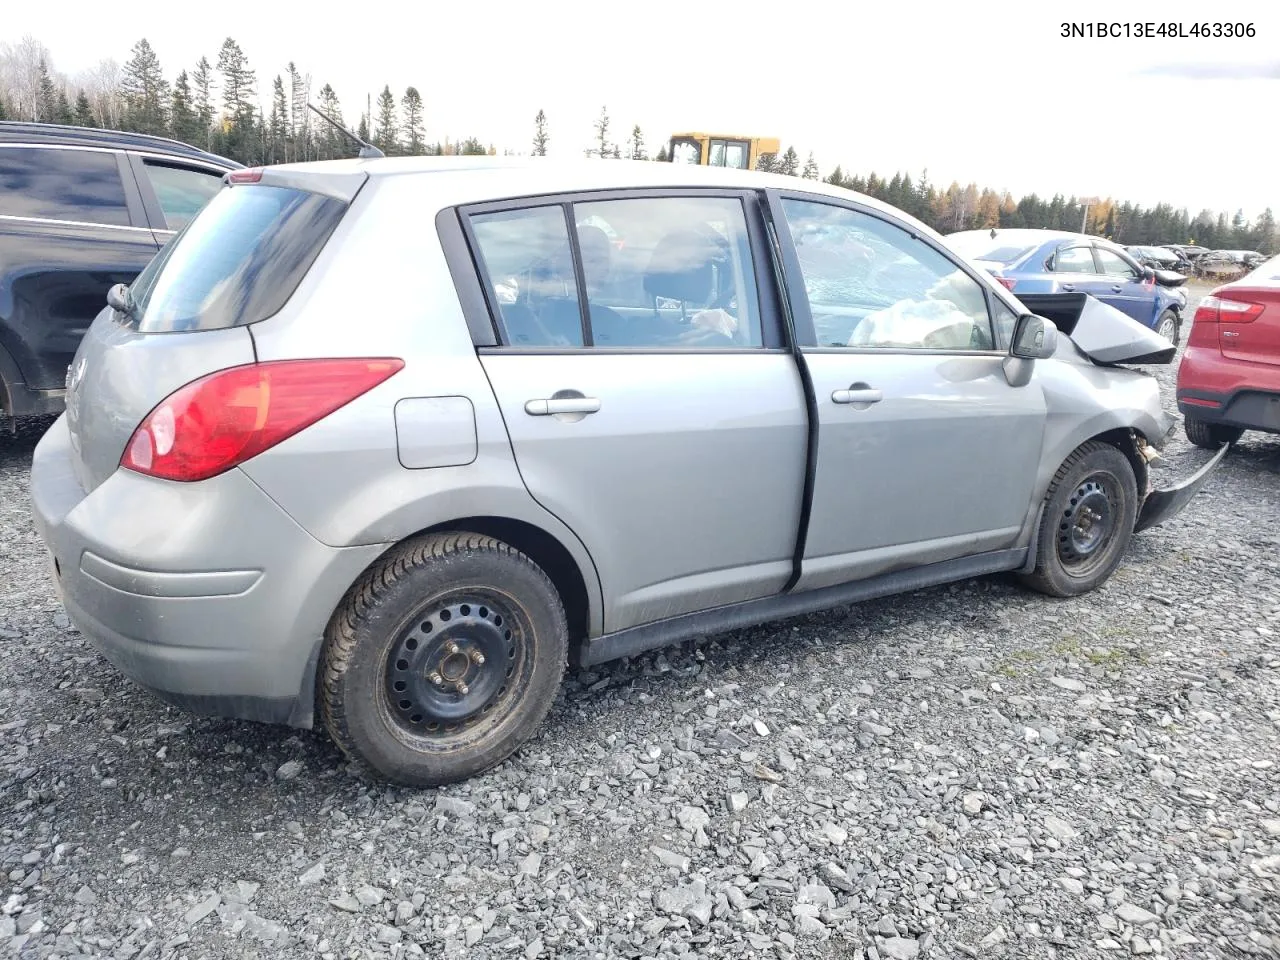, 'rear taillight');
1195,295,1266,324
227,168,264,184
995,276,1017,291
121,358,404,482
